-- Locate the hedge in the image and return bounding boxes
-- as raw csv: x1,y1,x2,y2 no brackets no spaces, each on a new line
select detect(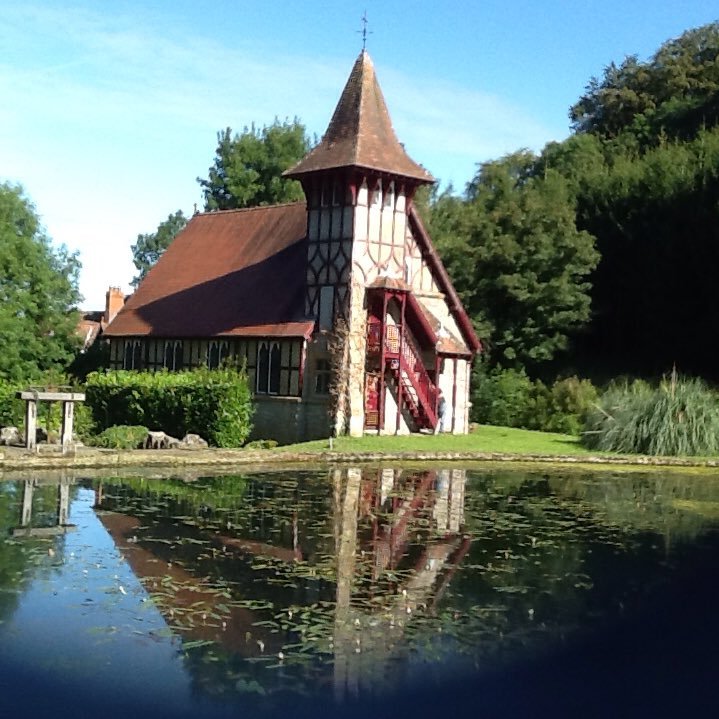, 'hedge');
85,368,253,447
